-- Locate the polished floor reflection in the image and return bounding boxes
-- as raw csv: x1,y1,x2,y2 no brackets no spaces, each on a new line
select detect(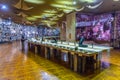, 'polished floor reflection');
0,41,120,80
